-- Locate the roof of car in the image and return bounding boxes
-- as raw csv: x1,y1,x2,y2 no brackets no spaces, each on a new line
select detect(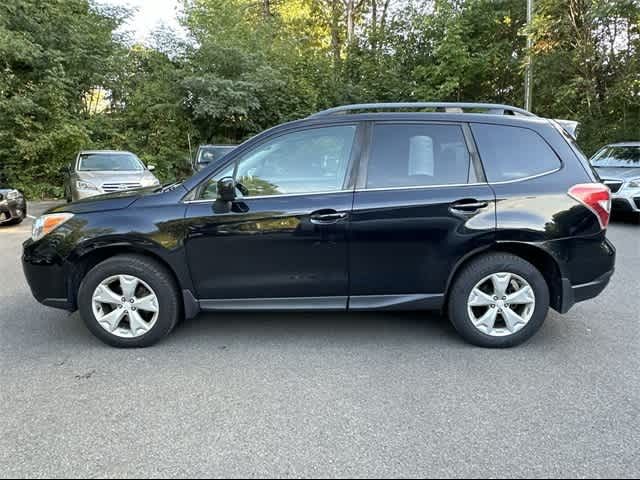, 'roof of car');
606,142,640,147
78,150,135,155
291,103,576,136
289,111,553,131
